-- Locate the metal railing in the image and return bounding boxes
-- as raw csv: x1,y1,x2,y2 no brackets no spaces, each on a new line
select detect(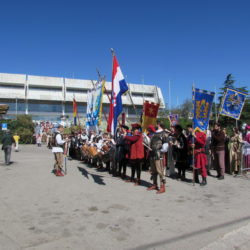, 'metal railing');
241,143,250,173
